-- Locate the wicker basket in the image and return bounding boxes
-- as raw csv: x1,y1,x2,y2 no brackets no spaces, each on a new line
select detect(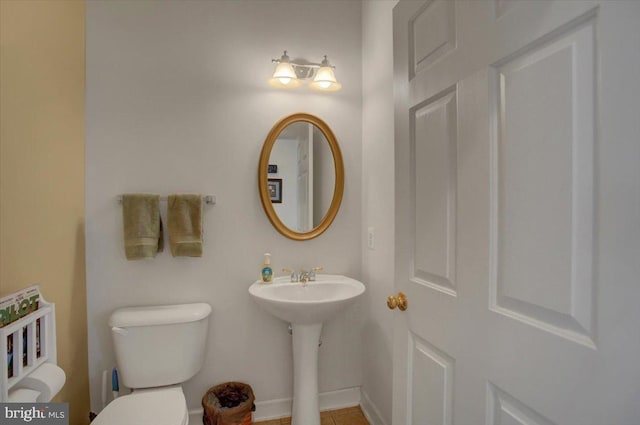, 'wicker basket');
239,413,252,425
202,382,255,425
